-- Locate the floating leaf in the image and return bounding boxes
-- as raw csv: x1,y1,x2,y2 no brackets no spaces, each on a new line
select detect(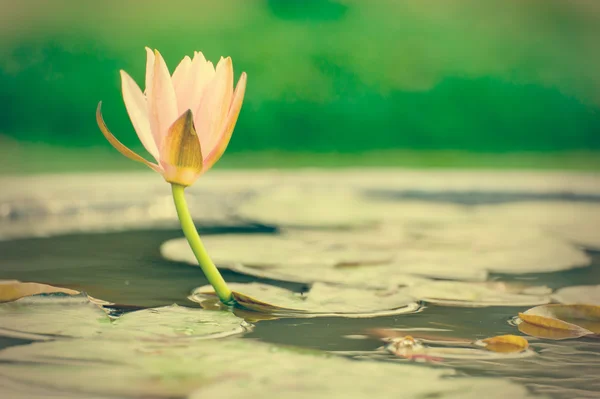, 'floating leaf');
476,201,600,250
0,280,79,303
236,185,377,228
0,172,258,240
479,334,529,353
162,222,589,288
518,304,600,340
387,222,590,274
407,281,551,307
109,304,249,340
552,285,600,306
191,282,421,318
0,294,111,340
0,337,536,399
161,235,431,288
0,294,247,341
163,233,395,270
